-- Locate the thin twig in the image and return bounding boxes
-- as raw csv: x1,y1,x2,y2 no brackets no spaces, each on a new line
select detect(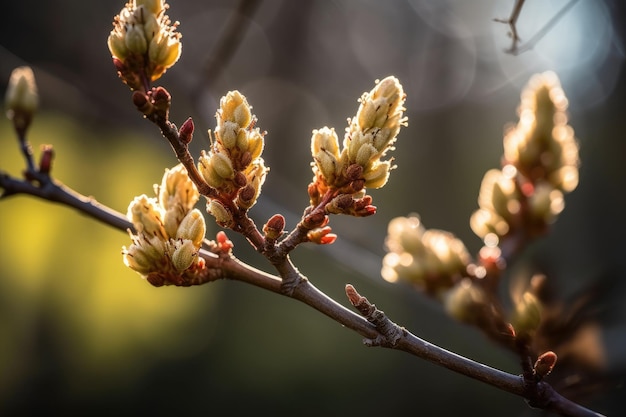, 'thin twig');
494,0,526,54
